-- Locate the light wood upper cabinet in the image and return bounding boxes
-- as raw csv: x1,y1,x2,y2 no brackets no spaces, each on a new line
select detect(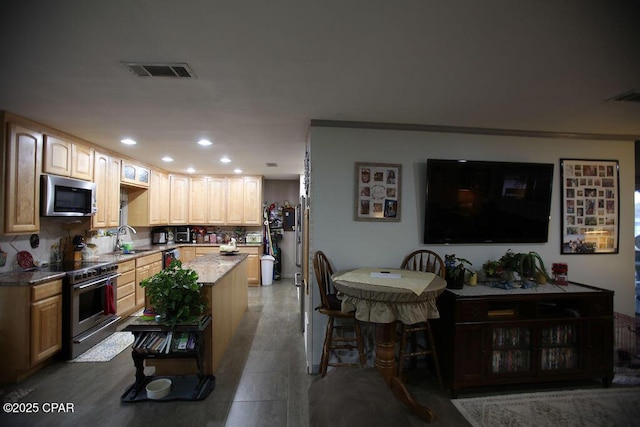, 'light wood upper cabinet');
4,123,42,234
227,176,263,225
150,169,169,225
169,174,189,224
121,160,150,188
43,135,93,180
92,151,121,229
189,176,227,225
